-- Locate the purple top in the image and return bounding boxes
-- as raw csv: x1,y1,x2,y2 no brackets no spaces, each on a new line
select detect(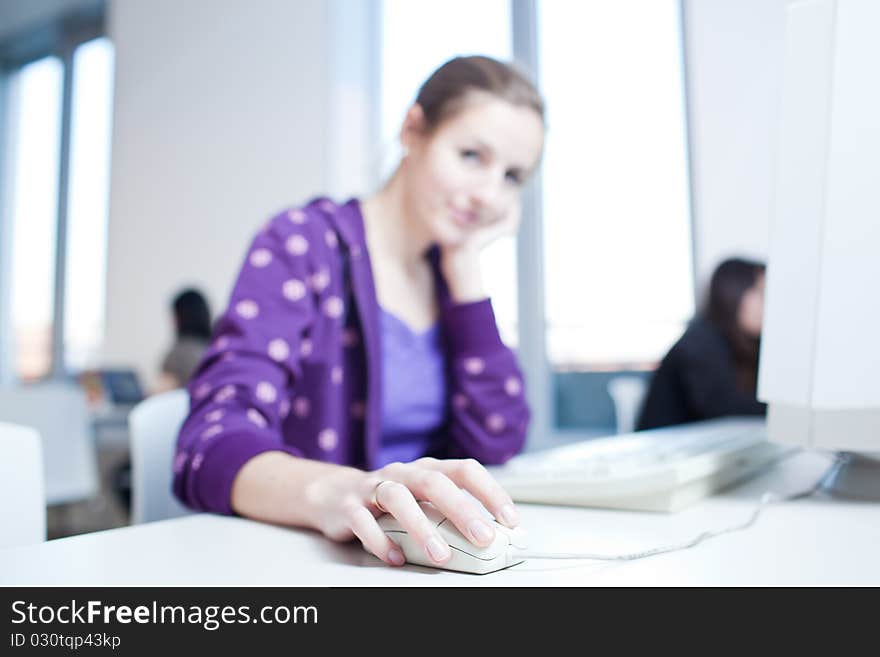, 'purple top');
376,308,446,467
172,197,530,515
